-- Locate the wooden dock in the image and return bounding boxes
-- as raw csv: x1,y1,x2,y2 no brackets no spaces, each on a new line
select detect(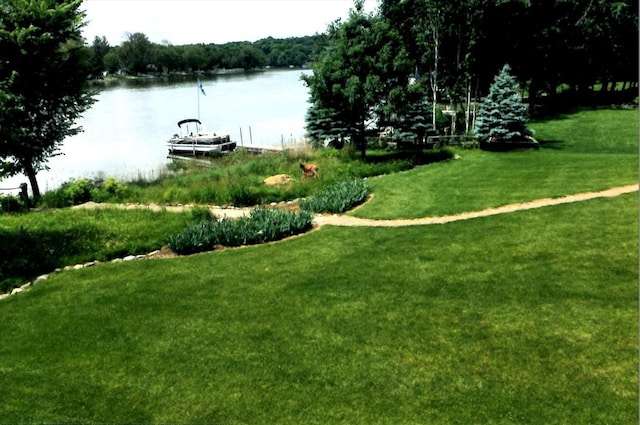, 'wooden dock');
167,145,292,164
240,145,285,154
